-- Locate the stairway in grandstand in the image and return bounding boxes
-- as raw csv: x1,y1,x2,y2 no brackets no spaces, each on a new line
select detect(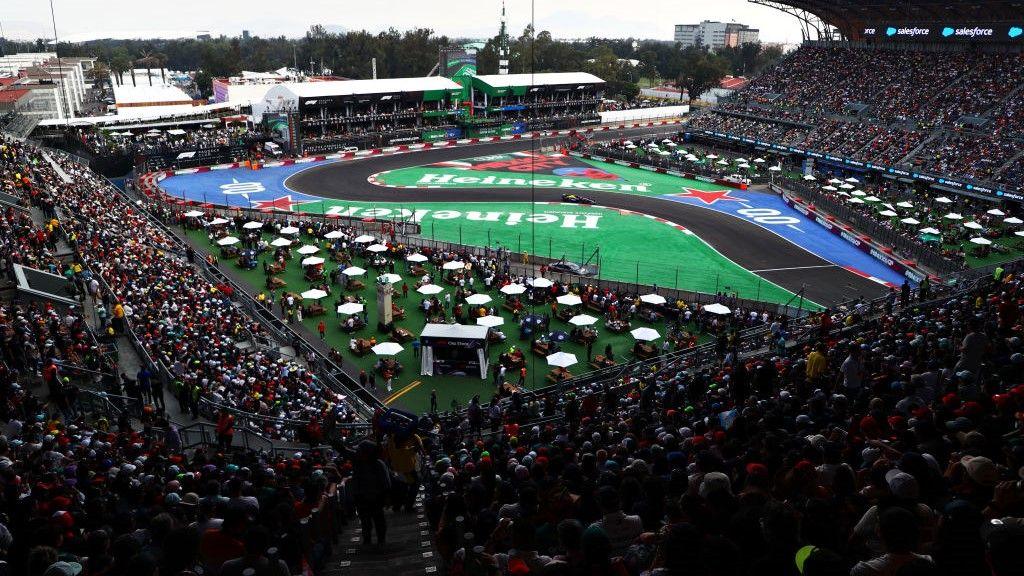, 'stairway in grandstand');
322,486,438,576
